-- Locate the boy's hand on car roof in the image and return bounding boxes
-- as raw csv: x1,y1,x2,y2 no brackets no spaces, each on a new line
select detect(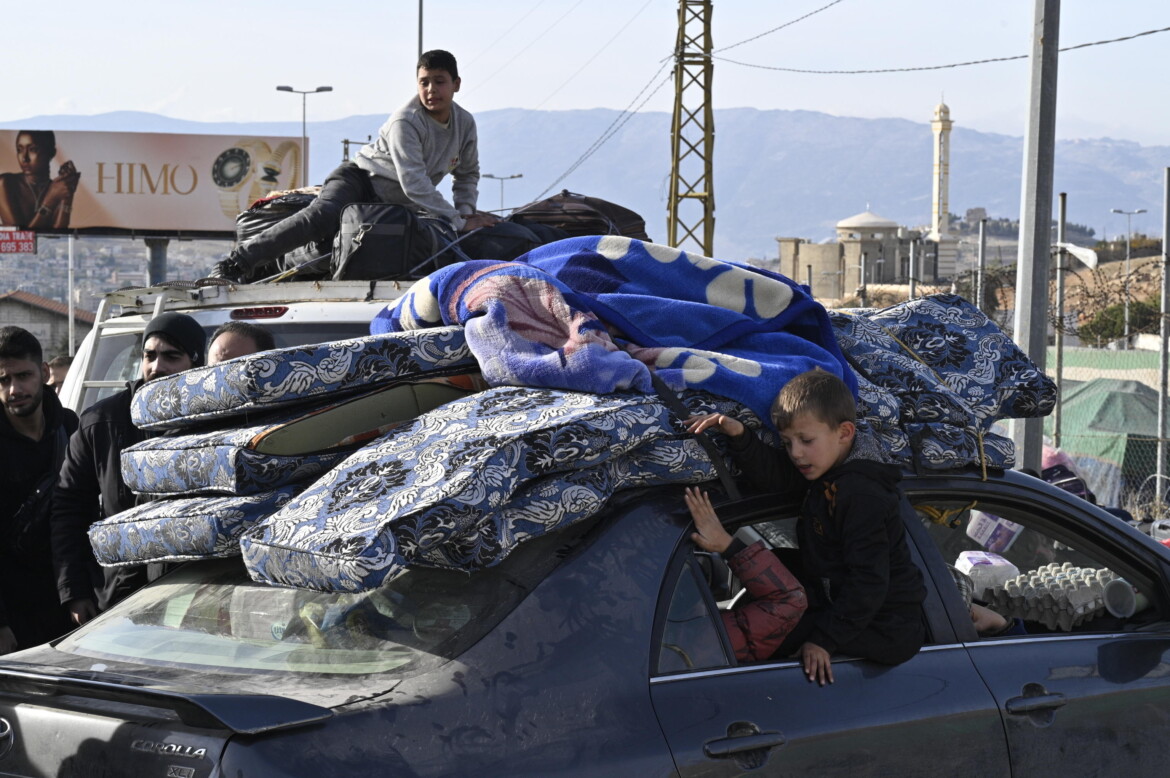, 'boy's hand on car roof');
685,413,745,439
685,486,732,554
